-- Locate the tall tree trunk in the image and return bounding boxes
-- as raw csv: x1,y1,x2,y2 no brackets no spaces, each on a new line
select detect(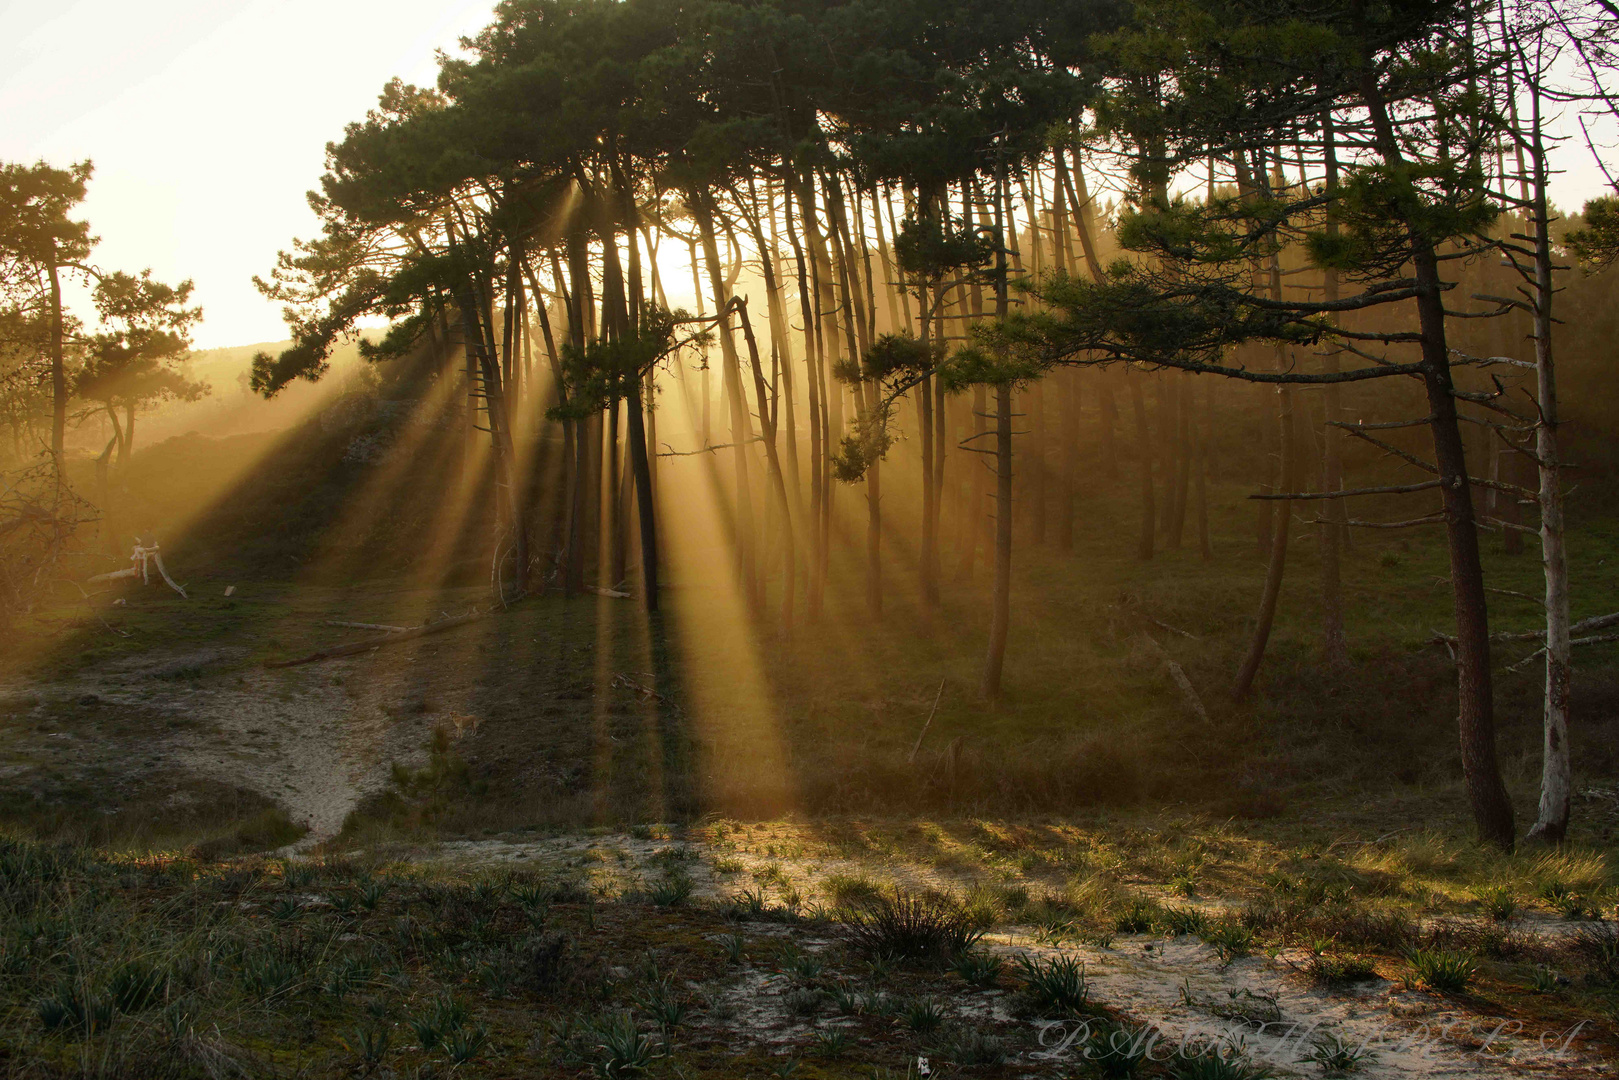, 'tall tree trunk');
982,164,1014,699
625,379,659,612
1521,80,1570,845
984,381,1013,698
1256,353,1277,558
736,298,796,630
1363,71,1514,850
1099,379,1119,477
957,217,990,580
873,185,904,333
1057,372,1076,550
48,245,66,463
1319,115,1350,665
782,174,825,620
800,169,838,587
932,310,947,590
1065,158,1118,490
759,177,803,528
1029,380,1047,544
1233,345,1295,700
607,399,625,586
1195,379,1211,560
826,172,882,615
564,232,592,595
1130,374,1155,560
686,238,712,447
1169,377,1192,546
694,193,758,606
